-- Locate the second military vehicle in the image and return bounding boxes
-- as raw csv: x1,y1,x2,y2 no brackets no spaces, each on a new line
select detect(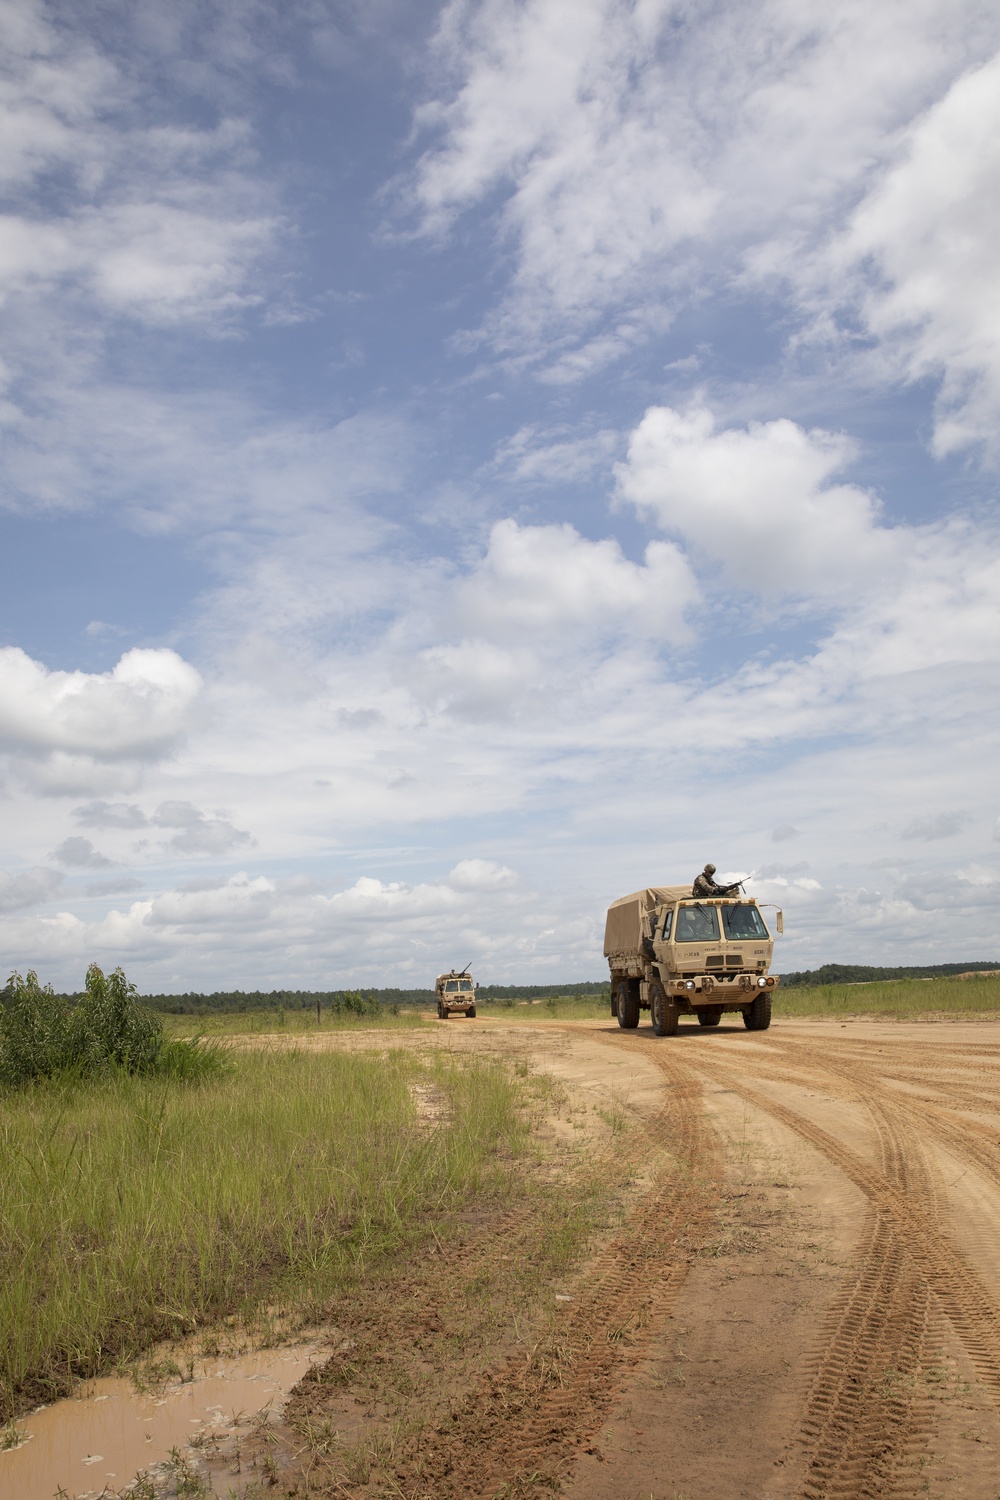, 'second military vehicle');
604,884,782,1035
435,966,477,1019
